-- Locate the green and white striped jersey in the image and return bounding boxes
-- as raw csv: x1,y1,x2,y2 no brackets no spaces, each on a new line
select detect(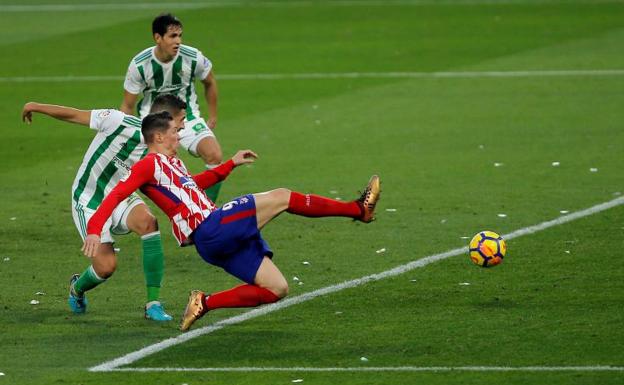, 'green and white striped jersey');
124,45,212,120
71,109,147,210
